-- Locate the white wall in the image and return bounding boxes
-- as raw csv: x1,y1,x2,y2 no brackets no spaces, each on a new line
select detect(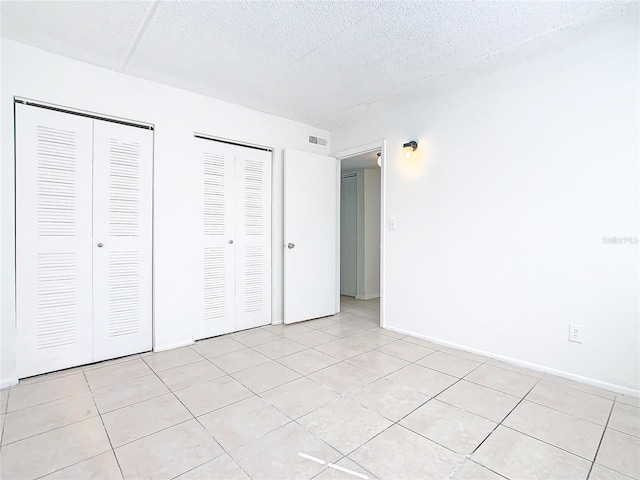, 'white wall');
332,25,639,393
0,39,330,387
